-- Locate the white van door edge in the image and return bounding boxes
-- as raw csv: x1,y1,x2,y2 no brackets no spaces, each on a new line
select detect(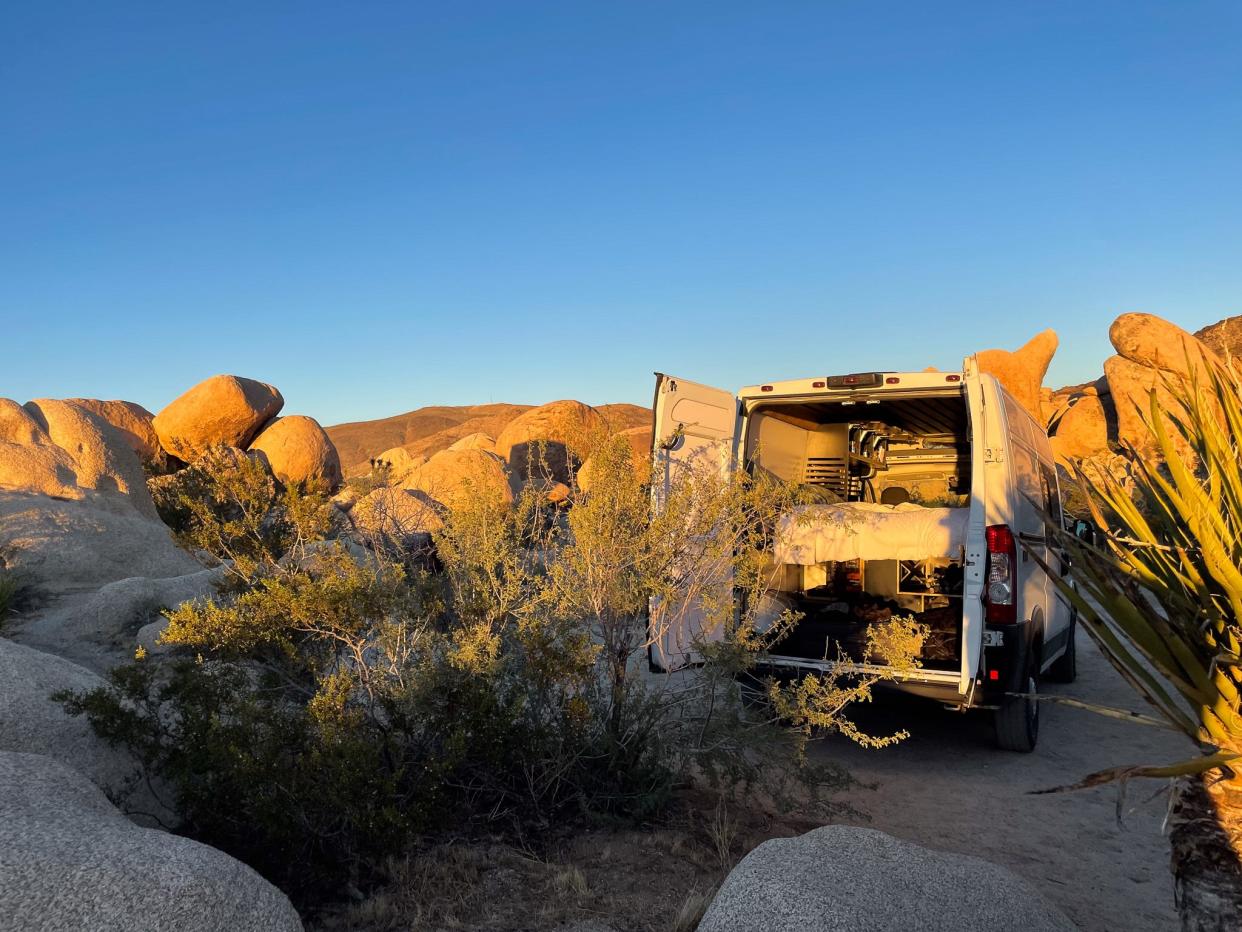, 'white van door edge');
960,355,989,697
649,373,739,673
